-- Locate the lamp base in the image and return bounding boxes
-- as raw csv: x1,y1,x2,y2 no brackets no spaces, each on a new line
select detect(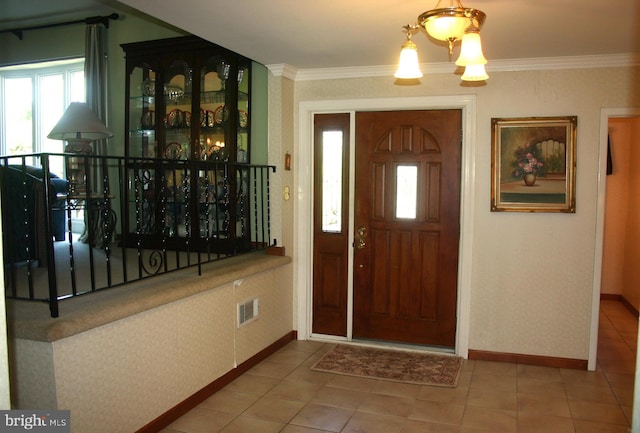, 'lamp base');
64,139,94,155
65,139,94,194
